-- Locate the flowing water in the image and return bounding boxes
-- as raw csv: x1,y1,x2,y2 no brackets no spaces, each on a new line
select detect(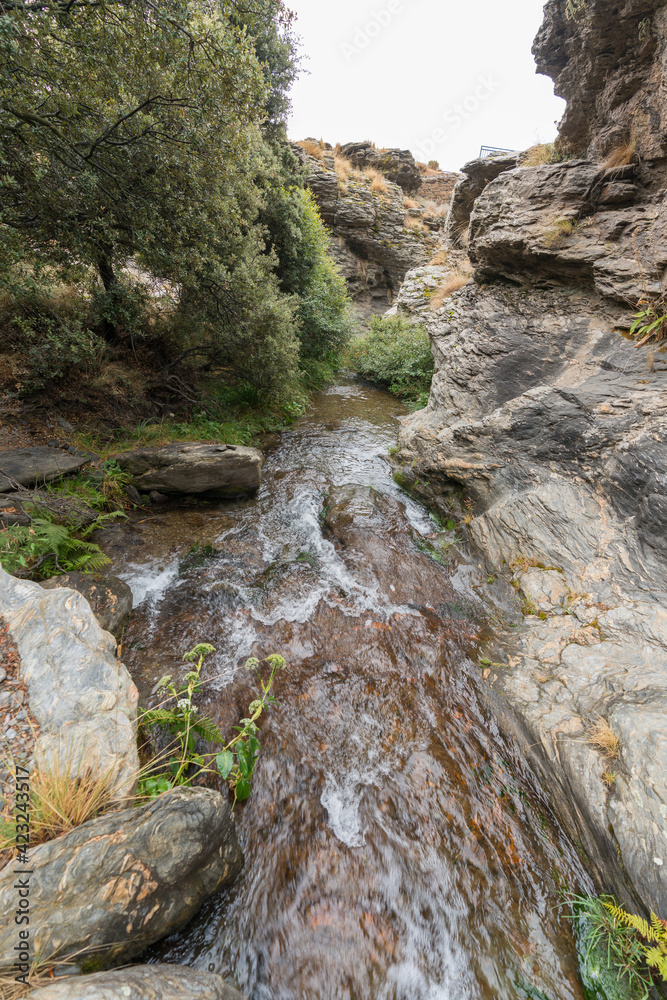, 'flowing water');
102,377,594,1000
